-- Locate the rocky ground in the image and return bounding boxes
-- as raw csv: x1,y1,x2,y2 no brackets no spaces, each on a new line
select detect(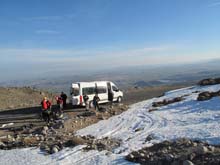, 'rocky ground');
0,103,127,155
126,138,220,165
